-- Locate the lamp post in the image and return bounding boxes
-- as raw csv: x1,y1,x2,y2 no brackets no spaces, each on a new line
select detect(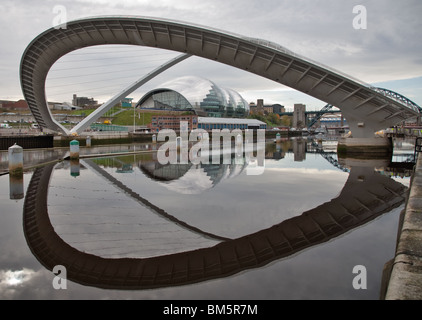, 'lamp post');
133,103,136,133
